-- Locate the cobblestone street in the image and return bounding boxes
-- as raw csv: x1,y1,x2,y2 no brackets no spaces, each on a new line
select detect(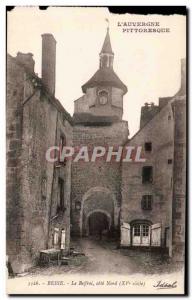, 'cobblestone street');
28,238,182,276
